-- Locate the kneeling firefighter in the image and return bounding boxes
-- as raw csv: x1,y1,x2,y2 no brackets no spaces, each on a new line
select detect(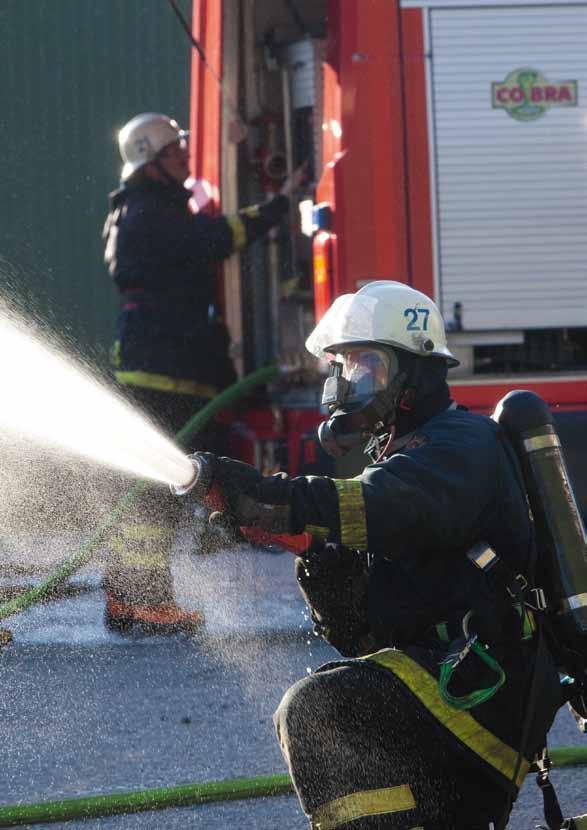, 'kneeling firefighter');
174,281,586,828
